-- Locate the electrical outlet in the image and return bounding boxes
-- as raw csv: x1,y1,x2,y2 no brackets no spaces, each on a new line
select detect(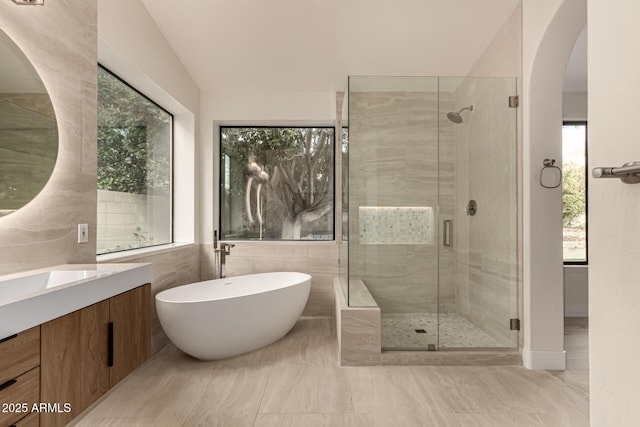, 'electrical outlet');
78,224,89,243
